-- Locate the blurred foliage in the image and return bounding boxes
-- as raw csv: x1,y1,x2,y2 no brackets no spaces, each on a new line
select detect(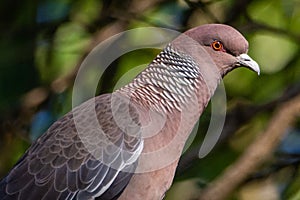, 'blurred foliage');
0,0,300,200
